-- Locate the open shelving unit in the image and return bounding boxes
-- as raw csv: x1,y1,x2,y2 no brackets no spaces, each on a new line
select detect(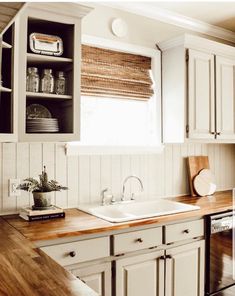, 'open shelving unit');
16,3,87,142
